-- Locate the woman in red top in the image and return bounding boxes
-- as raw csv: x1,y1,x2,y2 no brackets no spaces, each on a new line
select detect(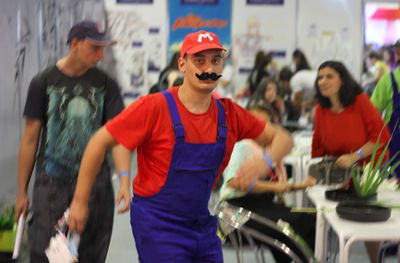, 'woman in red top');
312,60,390,263
312,60,390,168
